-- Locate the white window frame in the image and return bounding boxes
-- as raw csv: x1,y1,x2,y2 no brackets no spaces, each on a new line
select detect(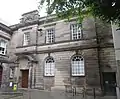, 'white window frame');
44,57,55,76
23,32,30,46
71,24,82,40
71,55,85,76
0,40,7,55
46,28,55,43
